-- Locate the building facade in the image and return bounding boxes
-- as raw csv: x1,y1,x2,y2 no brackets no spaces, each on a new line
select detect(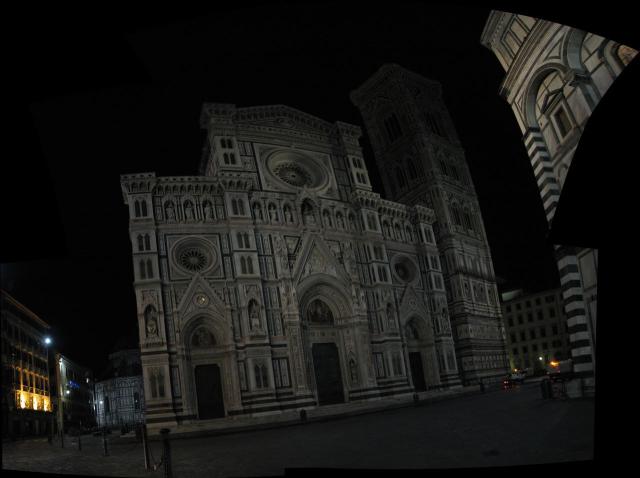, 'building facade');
350,64,509,385
500,288,571,374
95,349,145,429
54,353,96,432
120,66,507,432
480,12,637,393
1,290,53,439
